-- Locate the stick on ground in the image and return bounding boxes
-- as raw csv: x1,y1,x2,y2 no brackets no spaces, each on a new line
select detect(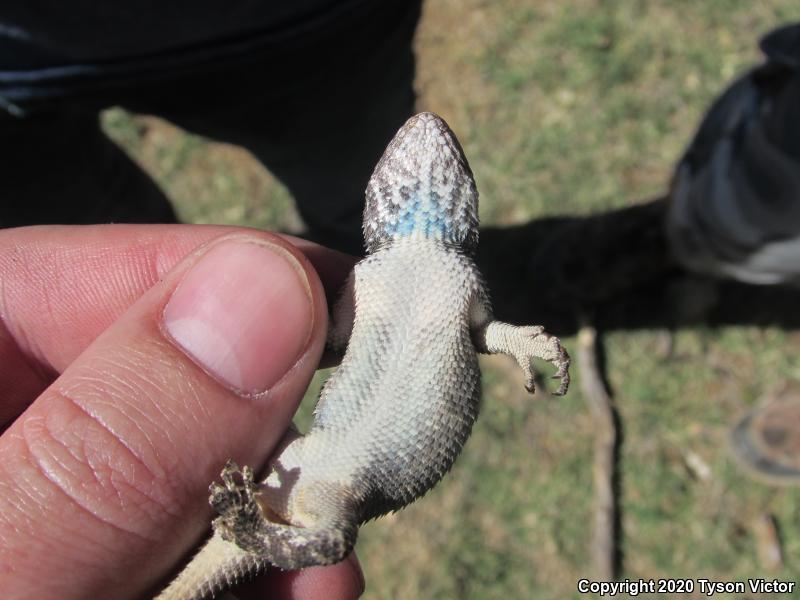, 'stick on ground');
577,323,619,580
